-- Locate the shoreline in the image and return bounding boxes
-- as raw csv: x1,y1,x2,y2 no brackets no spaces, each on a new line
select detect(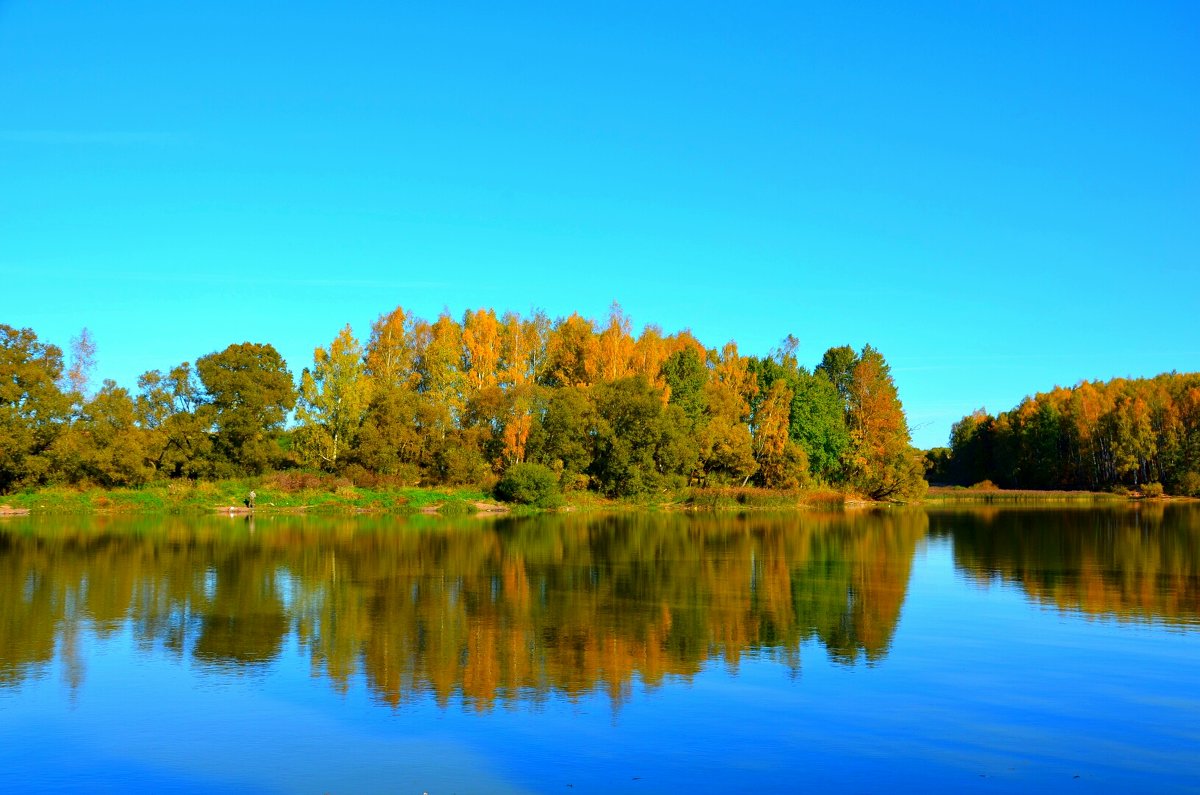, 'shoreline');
4,481,1189,518
1,482,861,516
